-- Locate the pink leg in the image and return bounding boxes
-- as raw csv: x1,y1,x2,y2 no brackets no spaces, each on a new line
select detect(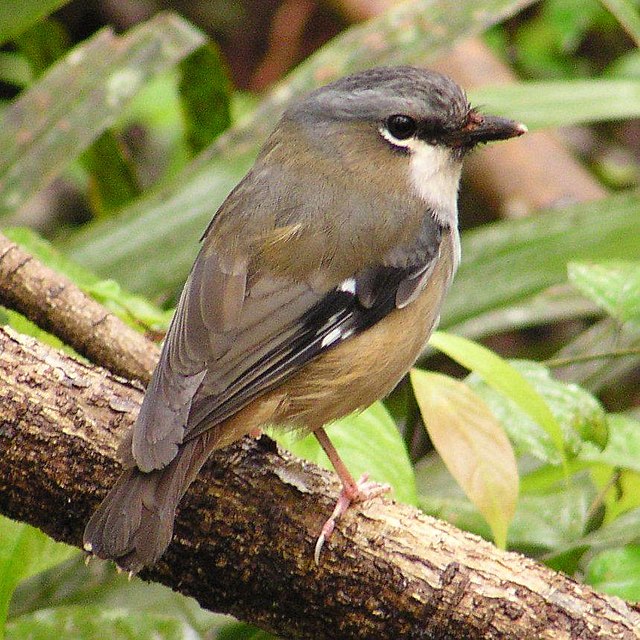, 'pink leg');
313,427,390,564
